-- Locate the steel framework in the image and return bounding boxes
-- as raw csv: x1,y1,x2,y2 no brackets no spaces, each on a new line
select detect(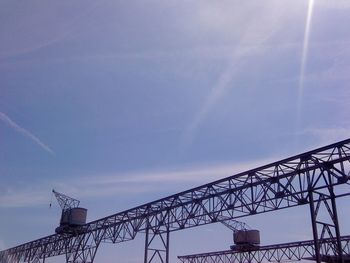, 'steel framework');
52,190,80,210
1,139,350,263
178,235,350,263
